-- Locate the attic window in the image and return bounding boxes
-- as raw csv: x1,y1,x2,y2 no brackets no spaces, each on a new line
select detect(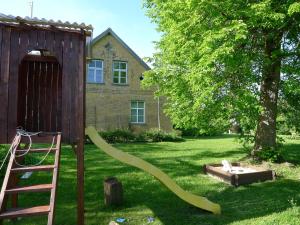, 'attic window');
113,61,127,84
